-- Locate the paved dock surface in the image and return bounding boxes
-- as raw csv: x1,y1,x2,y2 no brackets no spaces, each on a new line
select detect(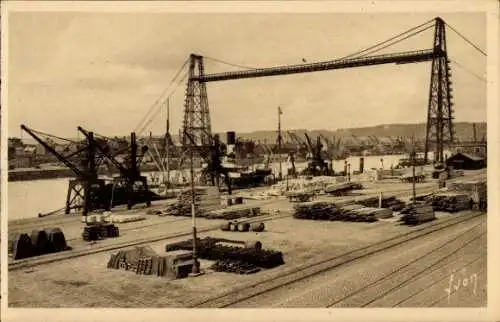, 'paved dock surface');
228,214,486,308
